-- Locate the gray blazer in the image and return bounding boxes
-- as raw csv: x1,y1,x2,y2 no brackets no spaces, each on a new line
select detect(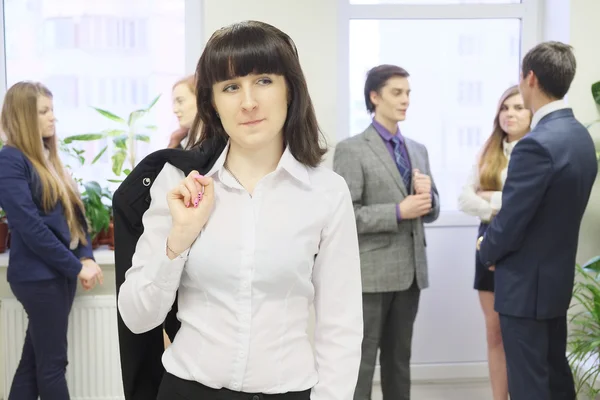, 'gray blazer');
333,125,440,293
